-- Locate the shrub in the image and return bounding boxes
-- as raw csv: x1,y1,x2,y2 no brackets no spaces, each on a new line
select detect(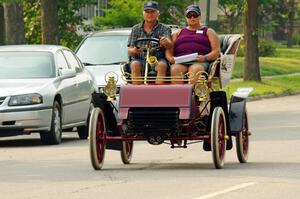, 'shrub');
258,39,277,57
